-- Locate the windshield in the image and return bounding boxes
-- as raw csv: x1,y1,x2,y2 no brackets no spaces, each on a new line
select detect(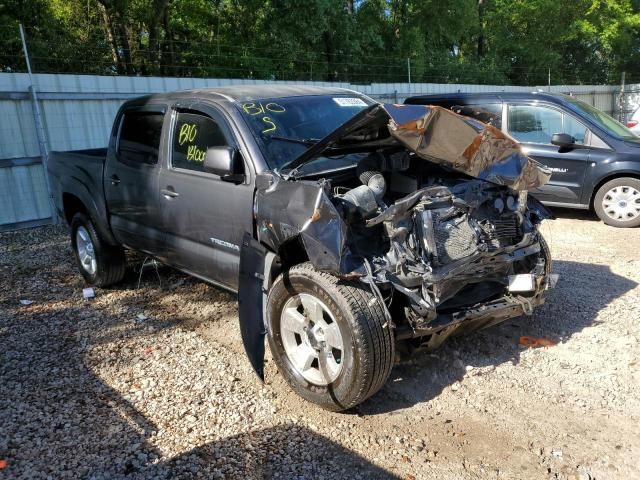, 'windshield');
238,94,375,172
564,96,638,140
